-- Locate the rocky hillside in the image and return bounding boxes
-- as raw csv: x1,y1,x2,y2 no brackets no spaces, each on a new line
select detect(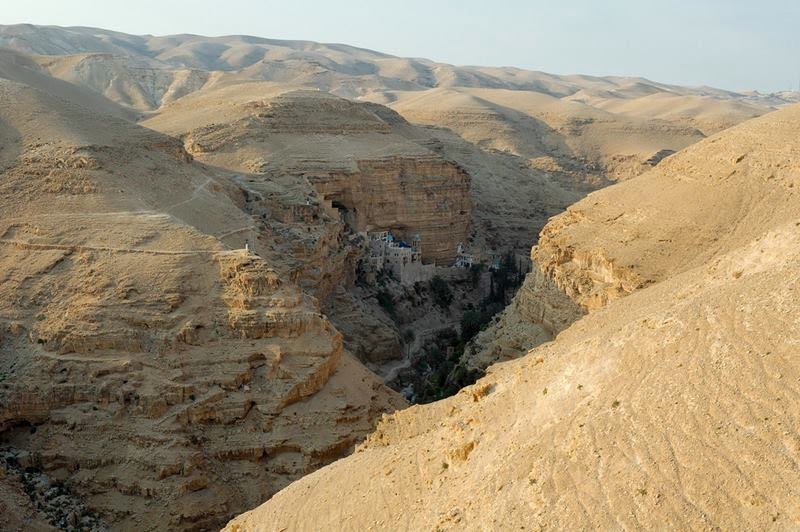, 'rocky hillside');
143,87,472,266
466,101,800,369
141,84,488,369
225,104,800,530
2,24,791,263
2,24,793,198
531,103,800,309
2,23,798,531
370,87,706,185
0,78,404,530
